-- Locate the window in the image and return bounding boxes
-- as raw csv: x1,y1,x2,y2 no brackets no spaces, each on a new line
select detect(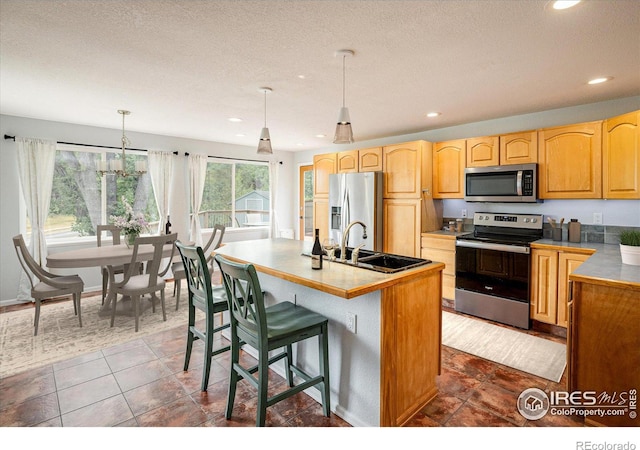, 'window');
200,160,270,228
27,144,157,241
